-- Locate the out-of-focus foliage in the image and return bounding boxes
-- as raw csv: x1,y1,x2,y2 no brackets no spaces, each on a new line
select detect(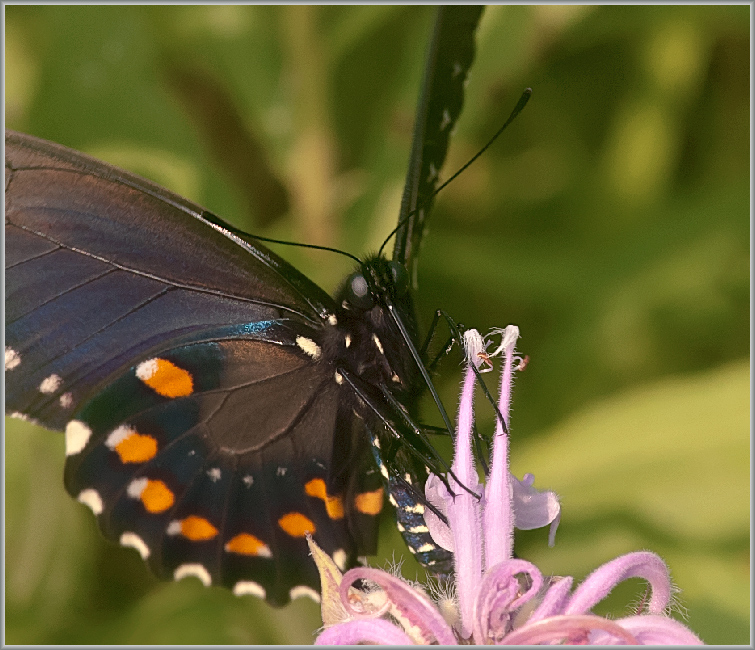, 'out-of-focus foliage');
5,5,748,644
